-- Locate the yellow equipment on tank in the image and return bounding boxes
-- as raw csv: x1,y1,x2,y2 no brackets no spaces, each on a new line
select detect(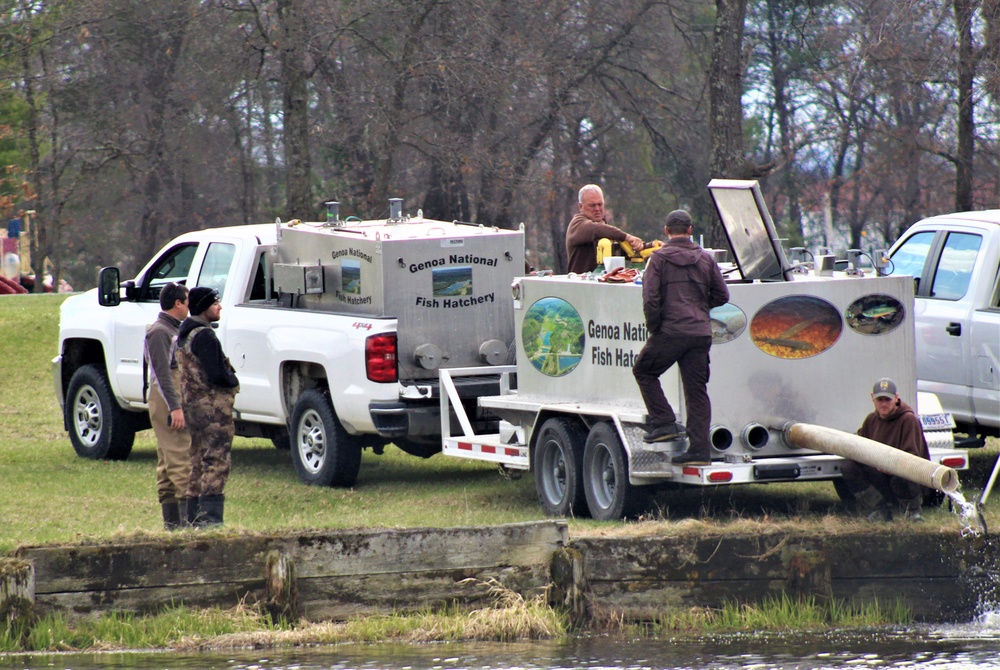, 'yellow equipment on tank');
595,238,663,266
